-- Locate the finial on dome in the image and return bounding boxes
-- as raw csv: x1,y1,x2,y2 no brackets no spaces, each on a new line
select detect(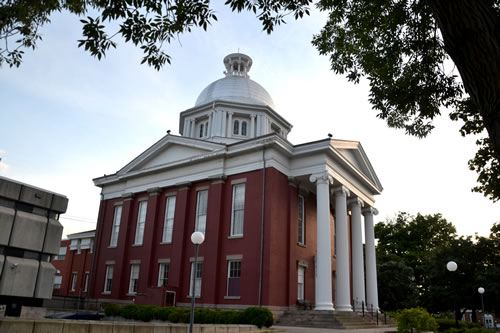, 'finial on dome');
223,53,252,78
